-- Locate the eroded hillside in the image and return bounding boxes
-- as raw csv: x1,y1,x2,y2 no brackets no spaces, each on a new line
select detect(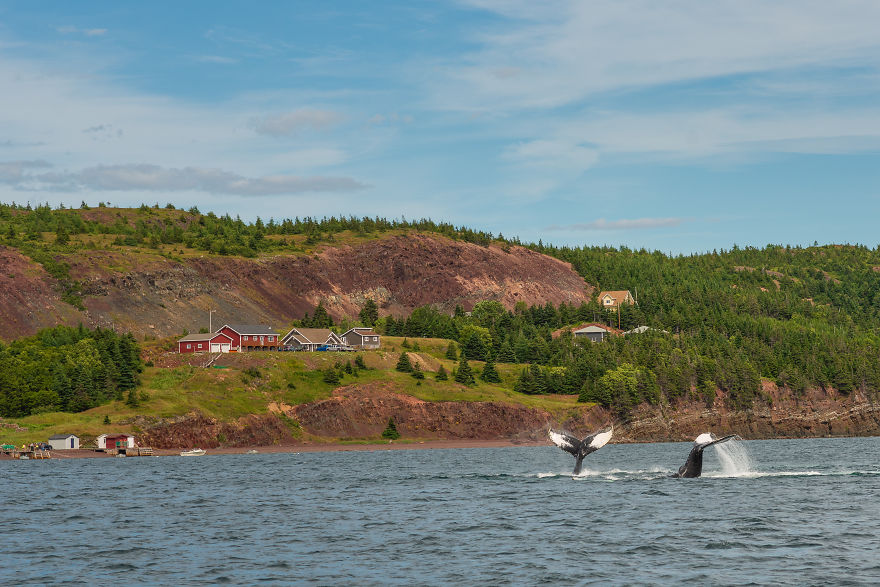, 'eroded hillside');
1,233,590,340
